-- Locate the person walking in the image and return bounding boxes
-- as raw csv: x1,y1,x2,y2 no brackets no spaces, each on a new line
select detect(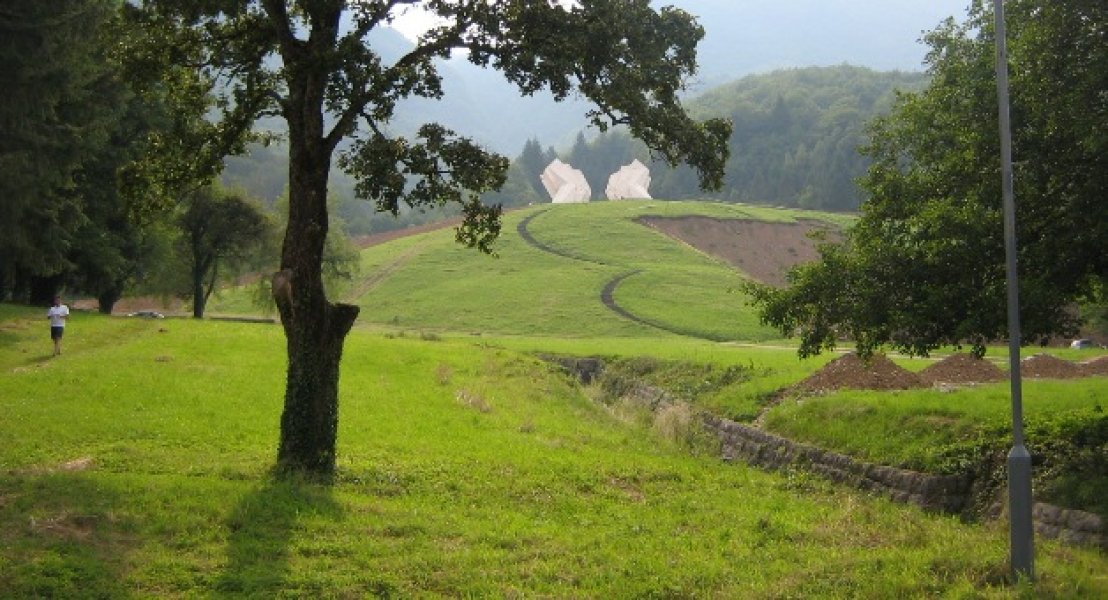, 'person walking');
47,295,69,356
